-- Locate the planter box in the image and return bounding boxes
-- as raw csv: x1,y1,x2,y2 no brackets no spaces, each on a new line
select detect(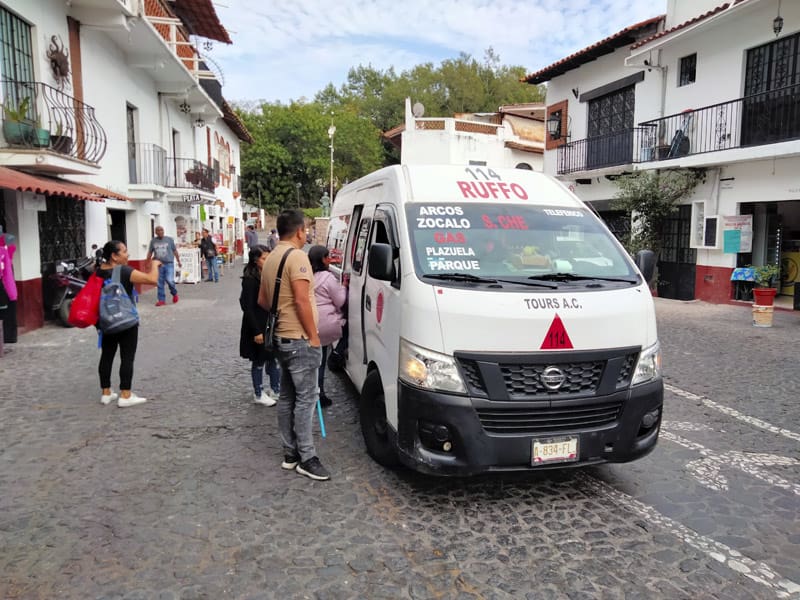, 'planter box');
33,128,50,148
2,120,35,145
51,135,73,154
